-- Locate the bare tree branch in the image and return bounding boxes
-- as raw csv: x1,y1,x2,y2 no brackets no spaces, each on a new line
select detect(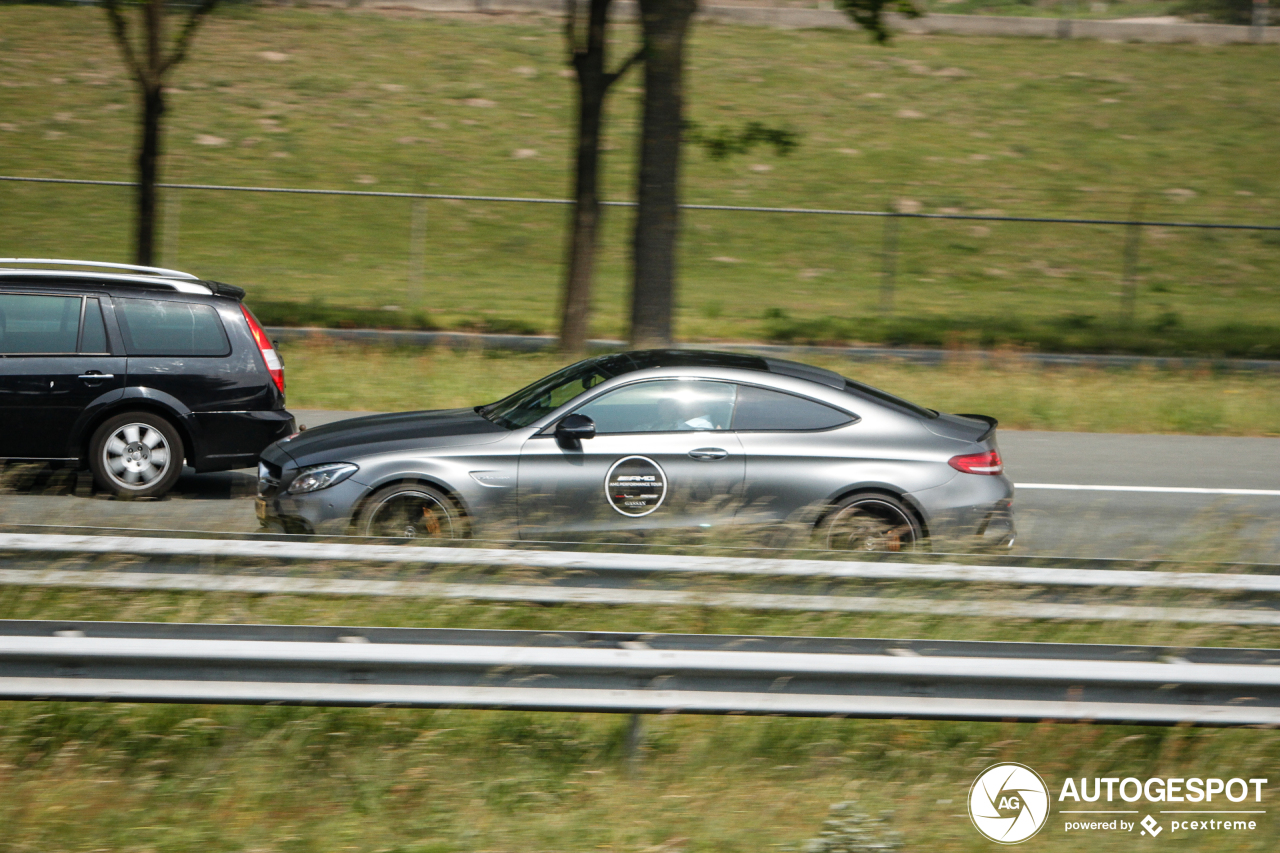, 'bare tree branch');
161,0,221,75
603,45,644,90
102,0,144,81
